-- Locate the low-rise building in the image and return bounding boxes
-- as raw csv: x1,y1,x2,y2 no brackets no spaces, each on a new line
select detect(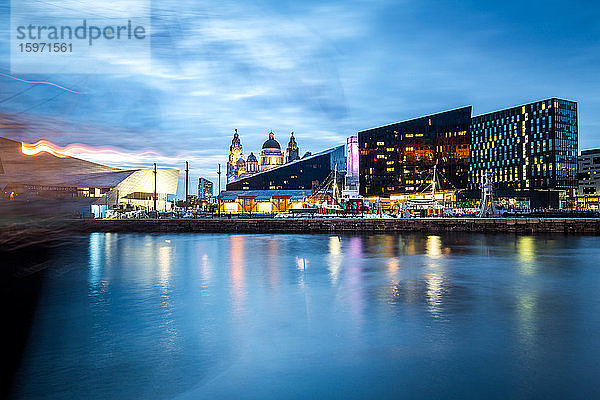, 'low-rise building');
578,149,600,196
218,189,312,213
